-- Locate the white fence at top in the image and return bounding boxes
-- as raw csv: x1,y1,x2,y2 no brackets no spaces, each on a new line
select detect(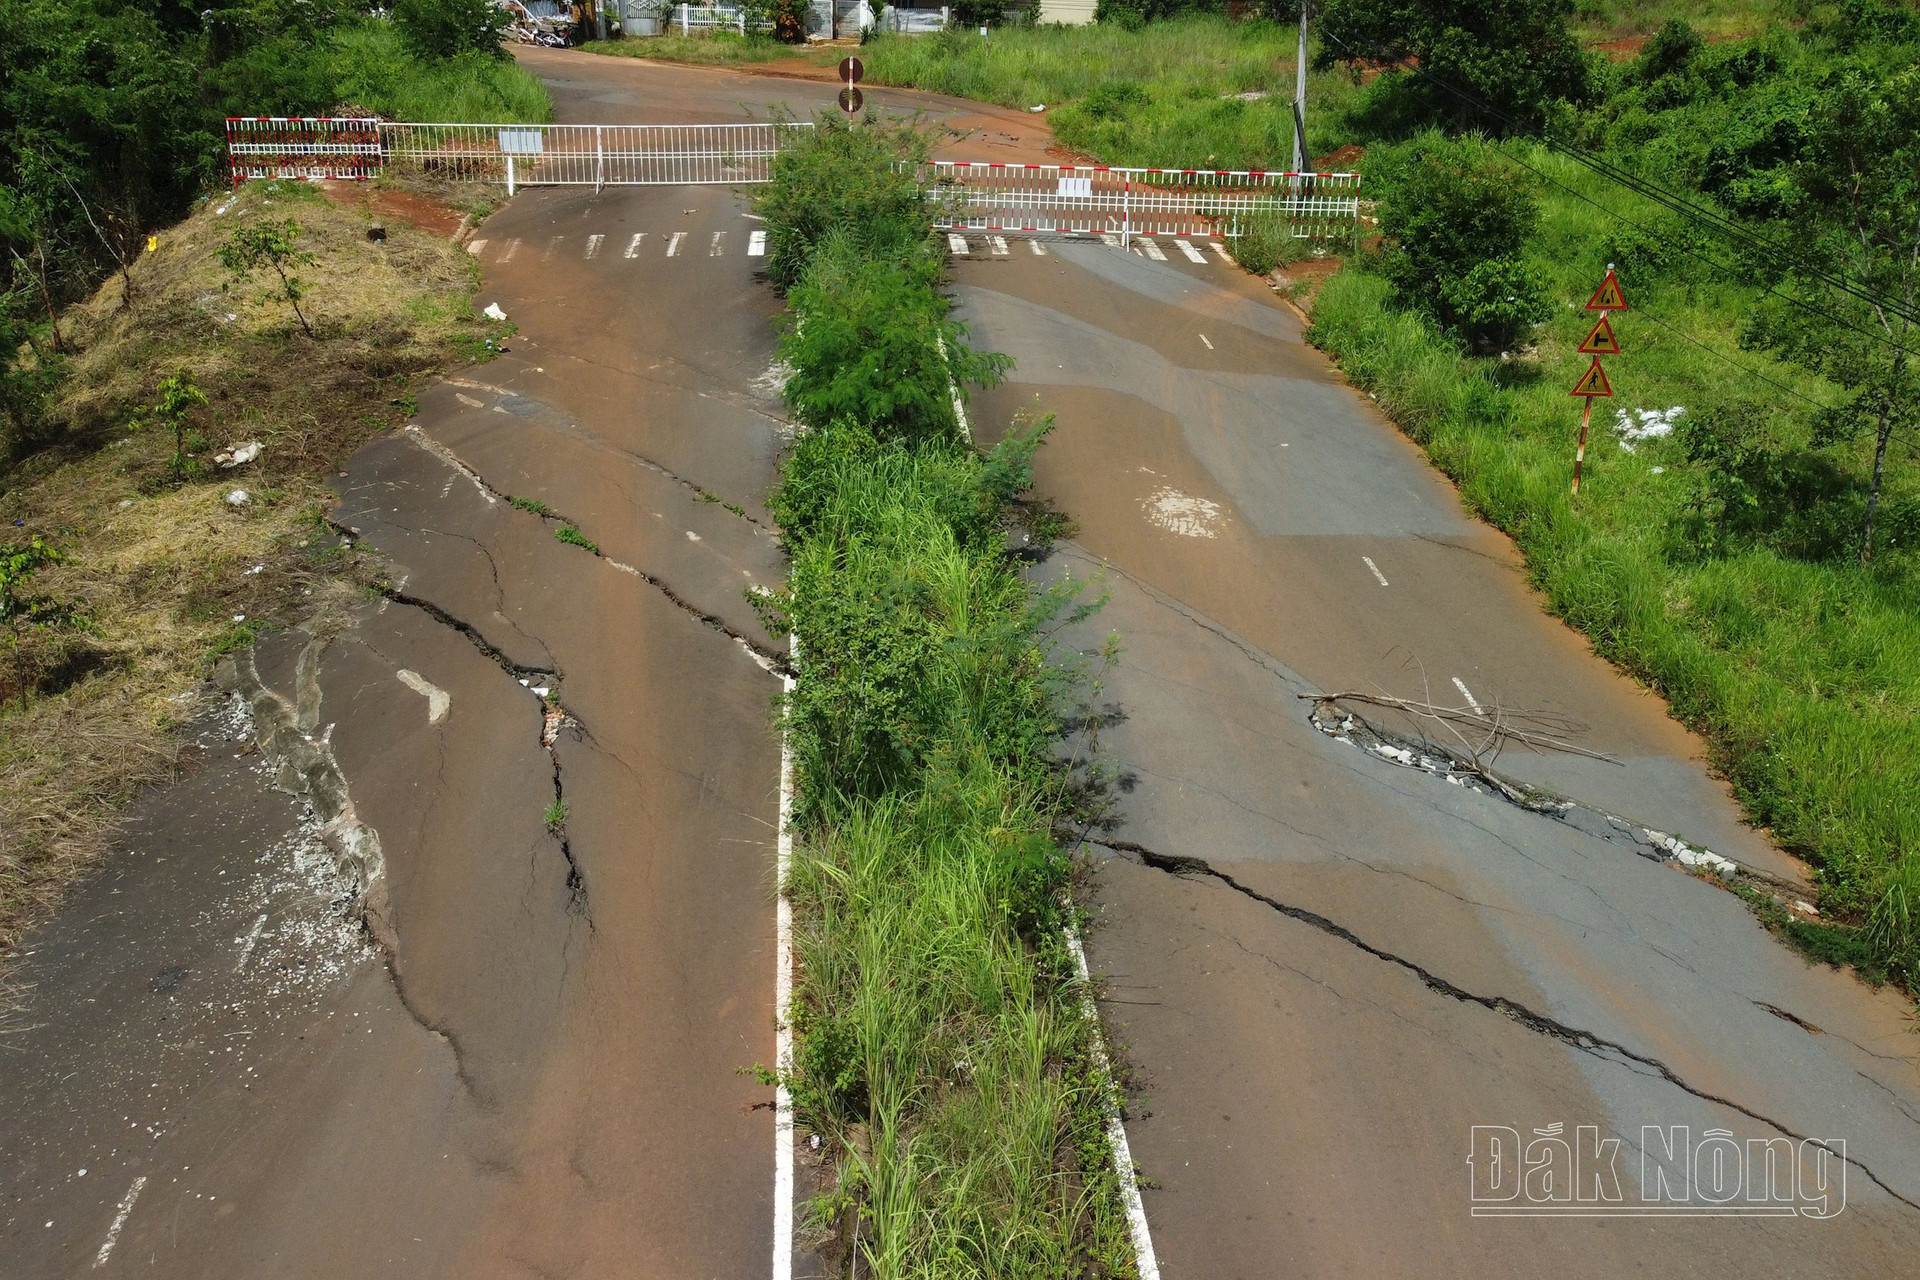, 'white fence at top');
921,161,1361,242
226,119,800,191
671,4,752,34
